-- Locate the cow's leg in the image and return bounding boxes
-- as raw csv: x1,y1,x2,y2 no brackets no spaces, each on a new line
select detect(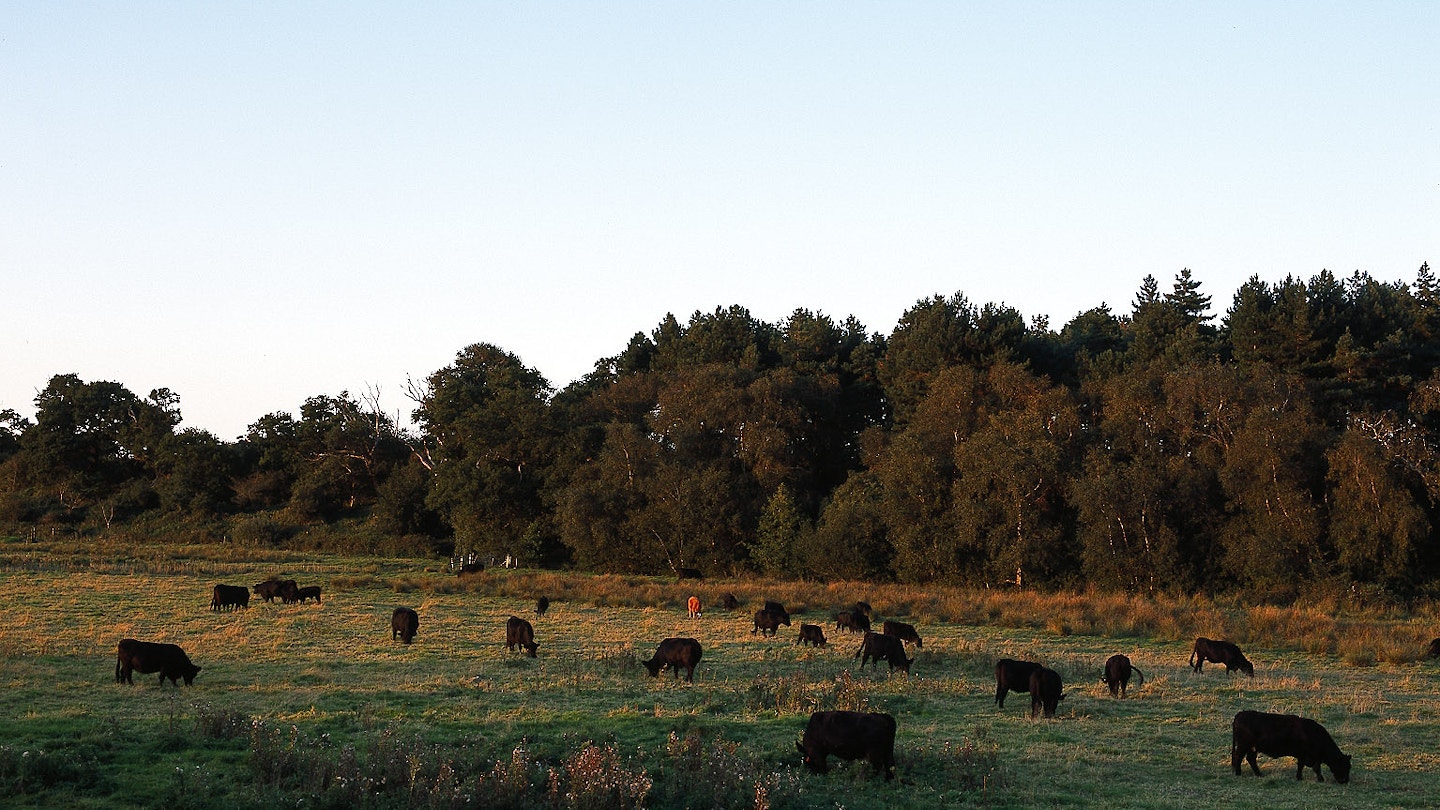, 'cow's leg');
1231,744,1243,775
1247,750,1261,777
996,685,1007,708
